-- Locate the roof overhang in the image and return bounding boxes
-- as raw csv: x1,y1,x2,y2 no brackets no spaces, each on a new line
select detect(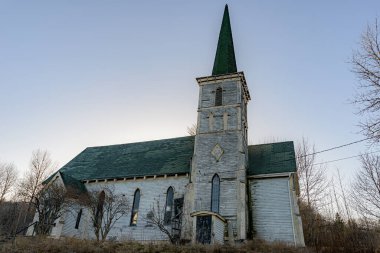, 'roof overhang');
190,210,227,223
248,172,295,179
